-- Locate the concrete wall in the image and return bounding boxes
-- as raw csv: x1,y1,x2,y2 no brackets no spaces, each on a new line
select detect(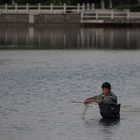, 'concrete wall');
0,14,80,24
34,14,80,24
0,14,28,23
